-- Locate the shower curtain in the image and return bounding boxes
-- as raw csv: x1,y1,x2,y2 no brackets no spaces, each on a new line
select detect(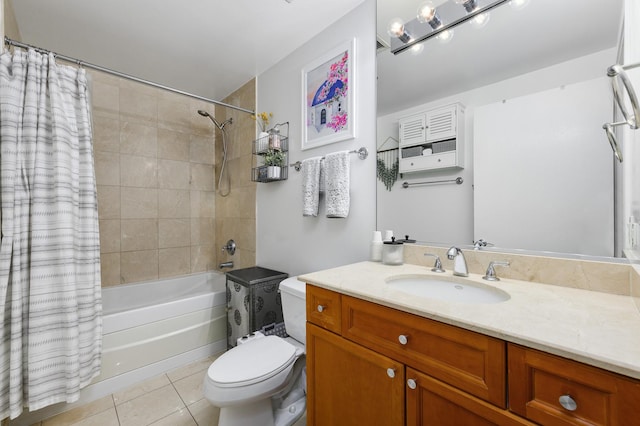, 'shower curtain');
0,49,102,420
